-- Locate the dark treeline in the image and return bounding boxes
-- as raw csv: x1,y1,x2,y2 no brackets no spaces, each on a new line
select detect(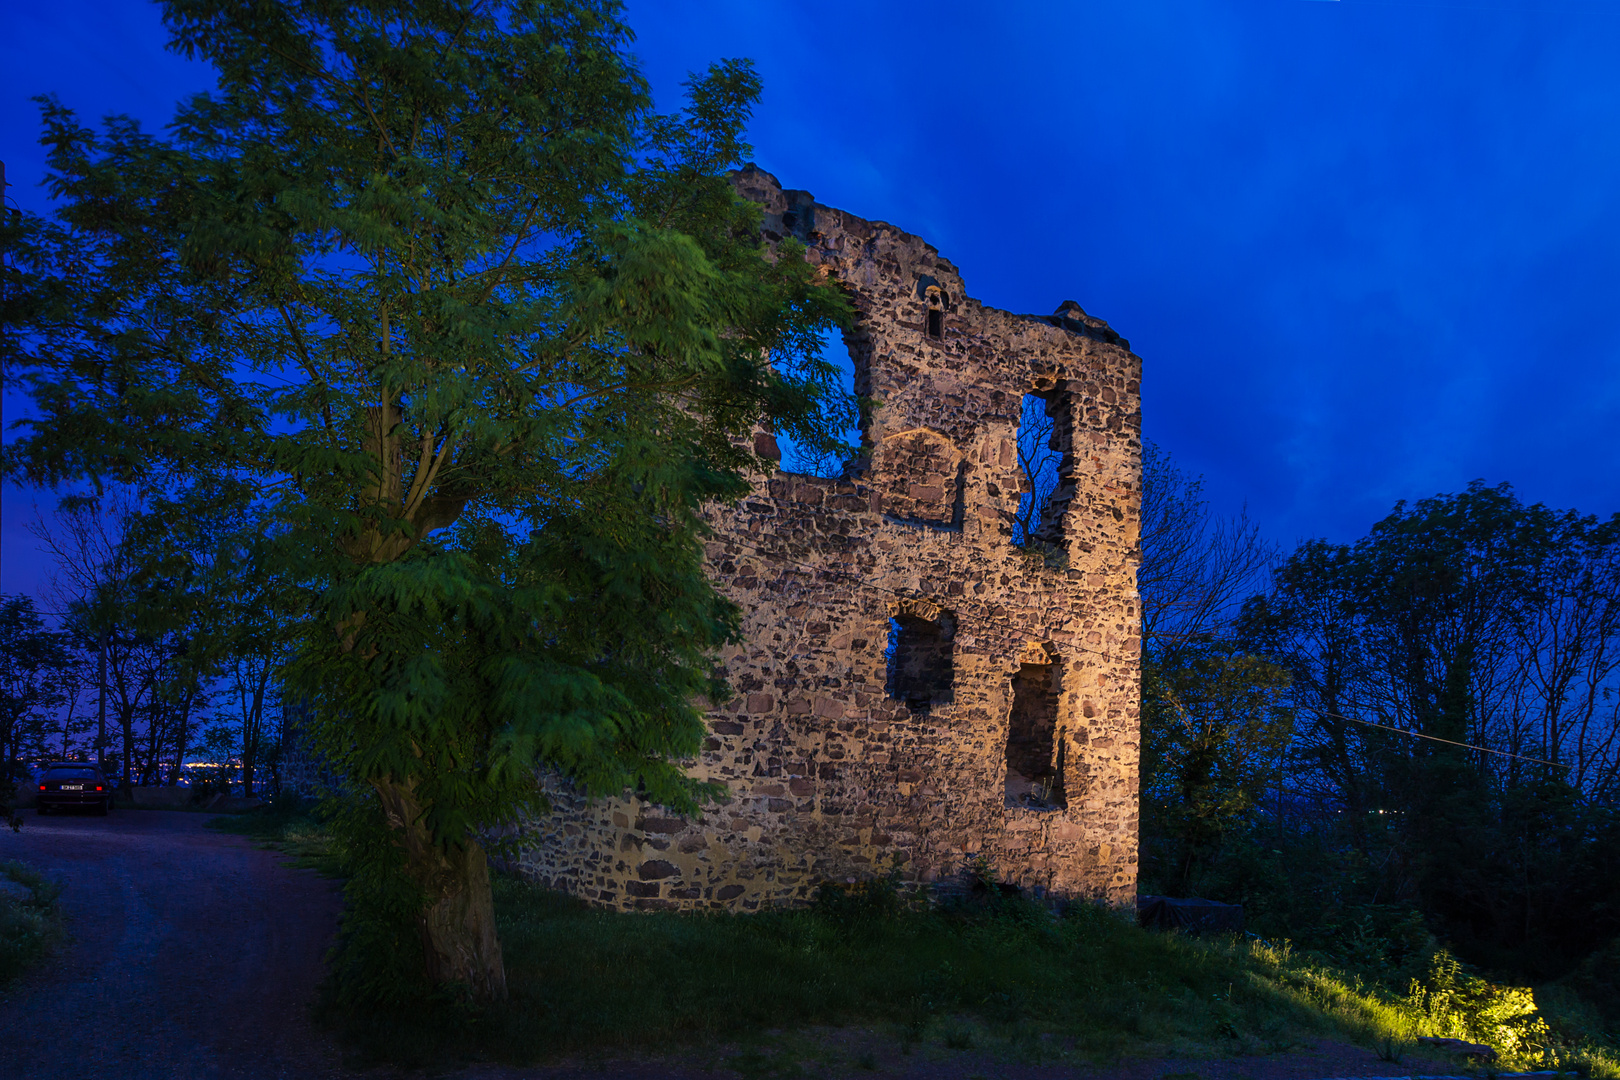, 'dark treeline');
0,487,297,810
1140,456,1620,1017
